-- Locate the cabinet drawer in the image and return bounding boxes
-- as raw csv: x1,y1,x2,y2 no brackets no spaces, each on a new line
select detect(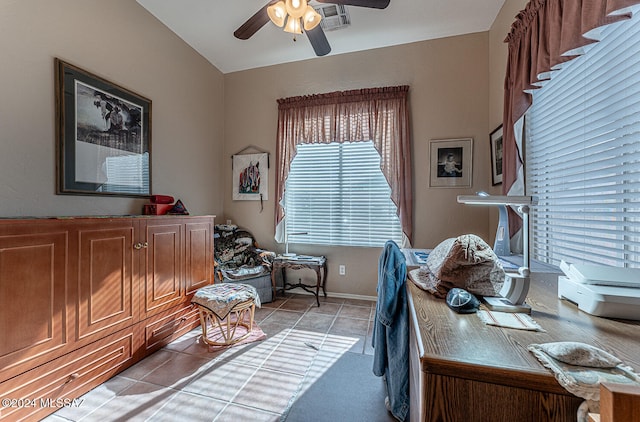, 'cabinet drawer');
143,304,200,354
0,328,140,422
